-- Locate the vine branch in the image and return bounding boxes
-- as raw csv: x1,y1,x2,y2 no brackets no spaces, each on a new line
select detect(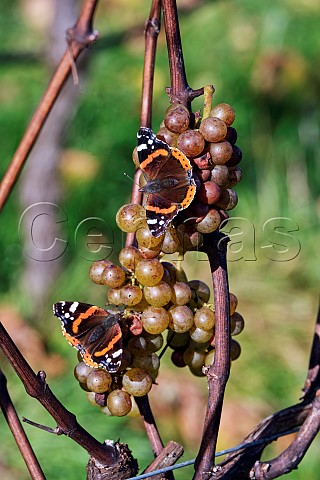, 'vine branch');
0,322,118,466
0,0,99,211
